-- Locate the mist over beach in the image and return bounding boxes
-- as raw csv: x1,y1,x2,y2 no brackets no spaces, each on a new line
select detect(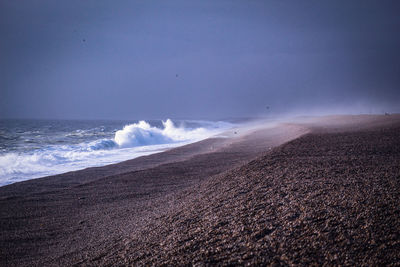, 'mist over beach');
1,1,400,266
